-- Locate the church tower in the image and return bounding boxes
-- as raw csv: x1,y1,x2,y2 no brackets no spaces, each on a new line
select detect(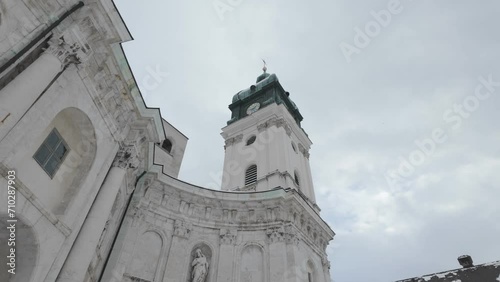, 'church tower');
221,66,318,208
101,66,334,282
